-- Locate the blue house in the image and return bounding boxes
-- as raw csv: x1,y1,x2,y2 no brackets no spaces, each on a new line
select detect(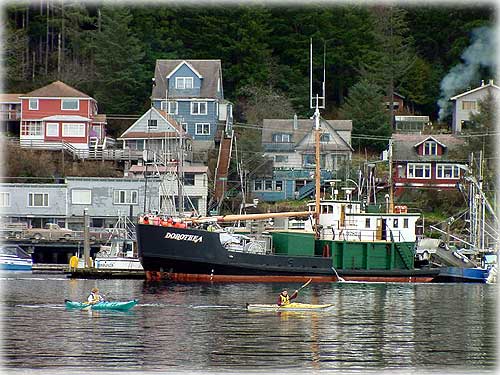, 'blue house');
151,59,233,155
251,116,353,202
